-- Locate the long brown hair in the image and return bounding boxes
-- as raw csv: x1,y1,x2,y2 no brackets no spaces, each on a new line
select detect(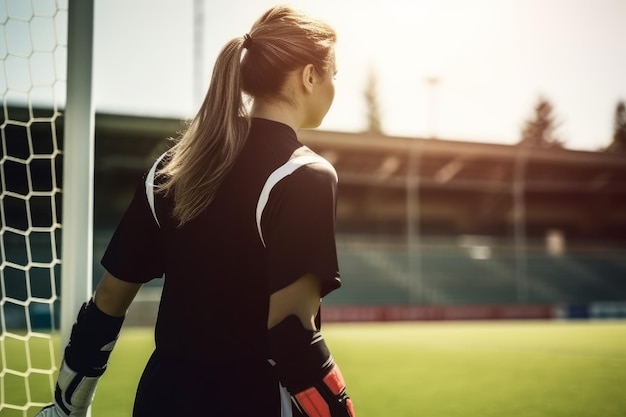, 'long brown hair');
156,6,337,227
